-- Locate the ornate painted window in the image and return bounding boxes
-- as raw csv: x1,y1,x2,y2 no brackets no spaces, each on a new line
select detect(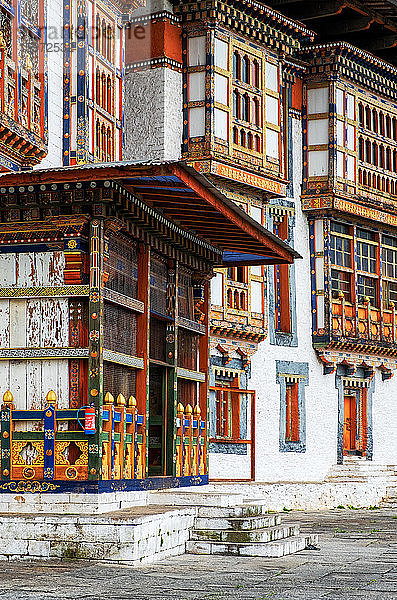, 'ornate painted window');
184,30,284,180
267,202,297,346
311,218,397,347
276,361,308,453
382,235,397,308
330,222,353,302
